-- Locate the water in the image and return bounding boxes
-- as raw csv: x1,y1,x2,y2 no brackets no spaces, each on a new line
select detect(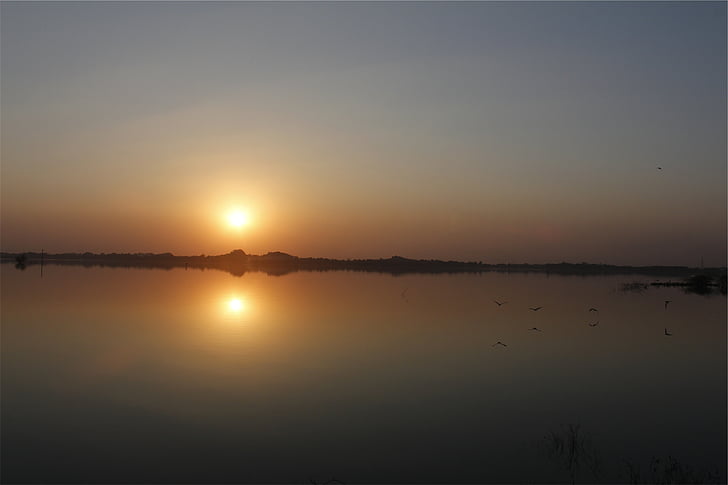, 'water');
2,265,725,483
